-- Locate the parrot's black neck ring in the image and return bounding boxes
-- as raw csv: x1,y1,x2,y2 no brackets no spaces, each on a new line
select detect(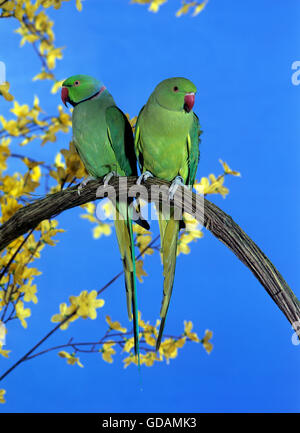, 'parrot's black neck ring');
70,86,106,107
